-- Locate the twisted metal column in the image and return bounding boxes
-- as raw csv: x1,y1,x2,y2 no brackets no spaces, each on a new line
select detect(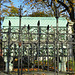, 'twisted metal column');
27,25,30,72
55,8,60,75
46,25,49,71
37,21,40,71
18,5,22,75
7,21,11,73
